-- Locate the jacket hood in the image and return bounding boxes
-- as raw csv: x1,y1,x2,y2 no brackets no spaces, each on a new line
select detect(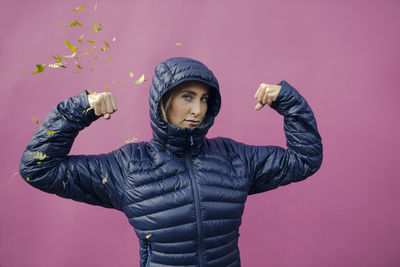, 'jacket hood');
149,57,221,155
